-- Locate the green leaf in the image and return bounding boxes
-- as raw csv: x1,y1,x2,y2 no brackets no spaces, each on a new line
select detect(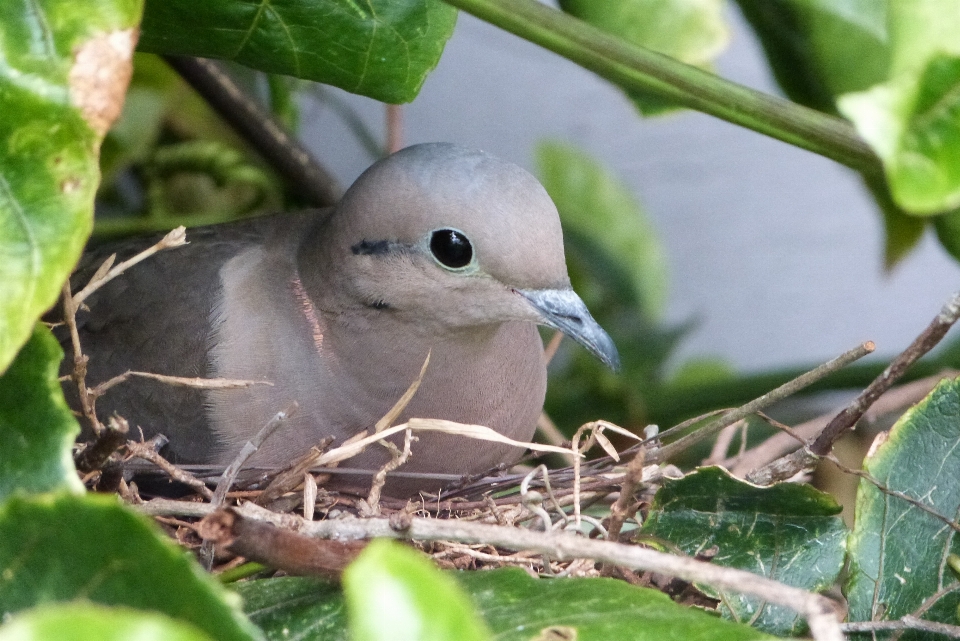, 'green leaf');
236,576,347,641
536,140,668,322
137,0,458,104
343,539,490,641
845,376,960,635
459,568,776,641
0,0,142,373
238,568,778,641
838,2,960,215
0,325,82,501
733,0,890,113
0,493,262,641
641,467,847,636
559,0,728,115
0,603,214,641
